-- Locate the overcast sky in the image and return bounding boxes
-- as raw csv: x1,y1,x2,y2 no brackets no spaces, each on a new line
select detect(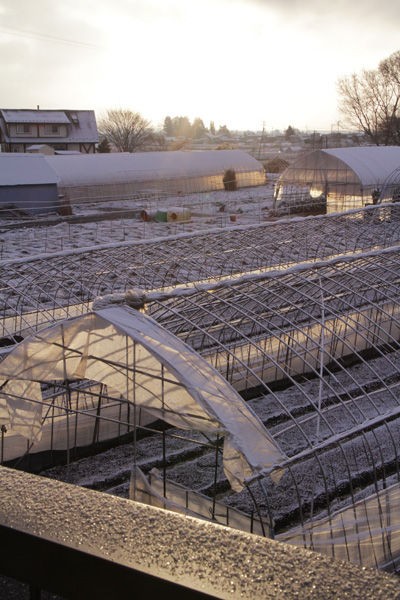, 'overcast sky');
0,0,399,132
